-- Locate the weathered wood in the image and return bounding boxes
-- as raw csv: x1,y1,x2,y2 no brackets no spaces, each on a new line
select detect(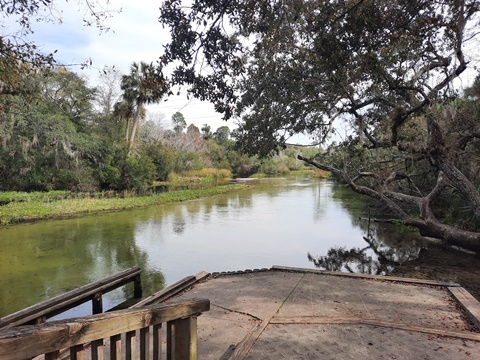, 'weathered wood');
125,330,136,360
110,334,121,360
45,350,60,360
139,327,149,360
173,317,197,360
91,339,104,360
0,267,142,329
152,323,162,360
133,272,210,308
134,274,143,298
167,320,174,360
228,318,271,360
34,316,46,325
0,298,210,360
271,265,461,286
70,344,84,360
449,286,480,331
92,291,103,315
269,316,480,341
